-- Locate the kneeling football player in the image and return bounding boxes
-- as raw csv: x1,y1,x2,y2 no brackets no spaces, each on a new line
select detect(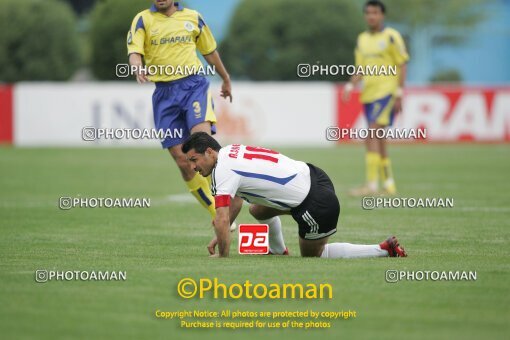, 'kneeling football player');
182,132,407,258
